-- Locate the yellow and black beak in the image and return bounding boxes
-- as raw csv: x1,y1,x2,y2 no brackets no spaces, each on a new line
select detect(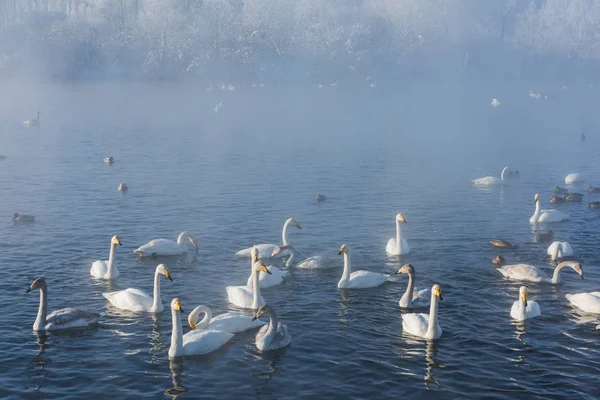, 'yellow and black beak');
399,215,407,223
115,237,122,246
295,223,302,229
175,302,184,313
338,248,344,255
25,287,32,293
164,269,173,281
435,288,443,301
252,314,259,321
261,263,272,275
522,294,527,308
253,252,259,262
189,321,196,330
